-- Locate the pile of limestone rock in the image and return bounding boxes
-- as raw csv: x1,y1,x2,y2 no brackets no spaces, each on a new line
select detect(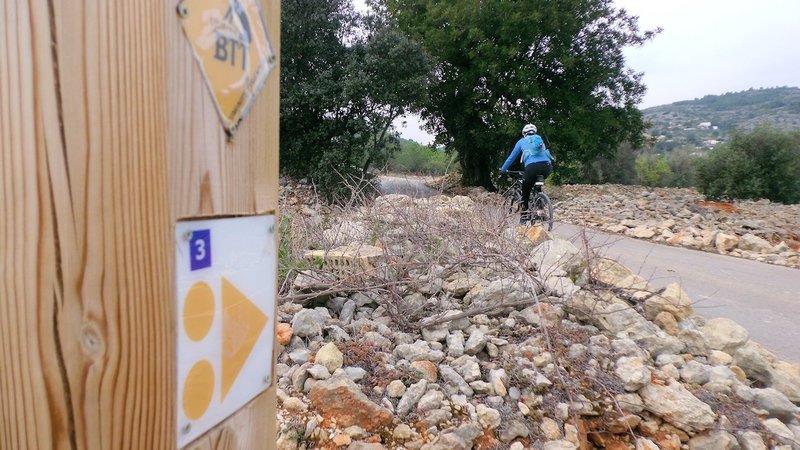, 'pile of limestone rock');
552,184,800,269
275,193,800,450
